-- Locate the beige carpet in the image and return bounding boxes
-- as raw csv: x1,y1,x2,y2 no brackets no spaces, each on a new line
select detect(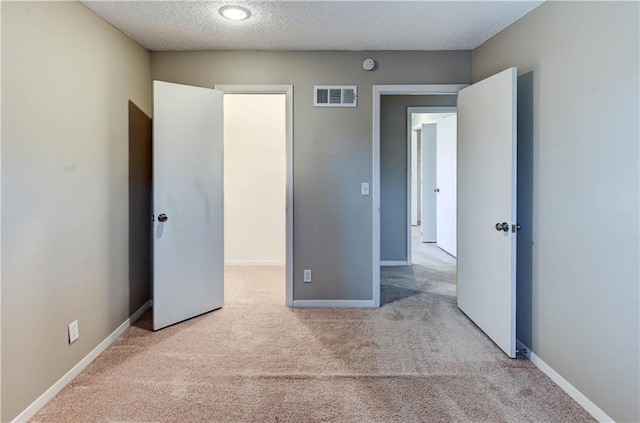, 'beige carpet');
31,243,594,422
